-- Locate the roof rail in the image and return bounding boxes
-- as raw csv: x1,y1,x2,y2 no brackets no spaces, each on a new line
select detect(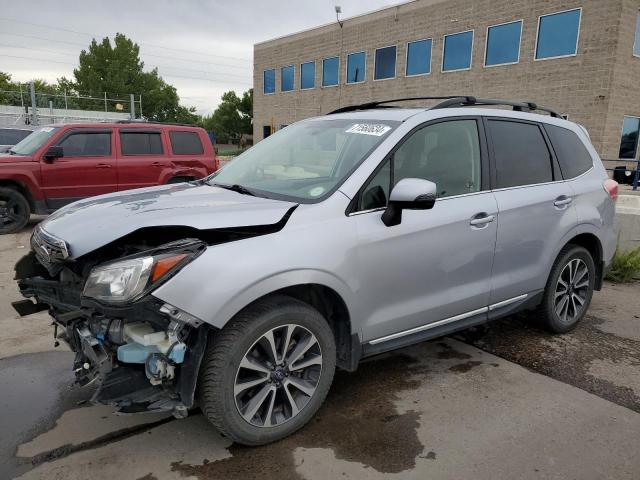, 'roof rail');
327,96,472,115
114,119,201,127
327,95,561,118
431,97,562,118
